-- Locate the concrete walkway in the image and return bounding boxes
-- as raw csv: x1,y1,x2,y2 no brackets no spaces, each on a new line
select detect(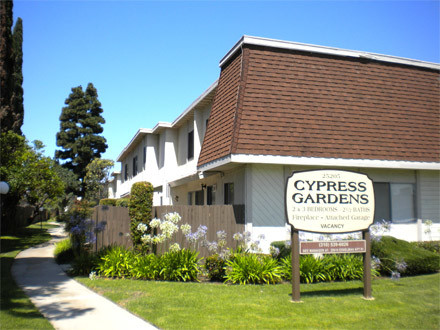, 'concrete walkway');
11,224,158,330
